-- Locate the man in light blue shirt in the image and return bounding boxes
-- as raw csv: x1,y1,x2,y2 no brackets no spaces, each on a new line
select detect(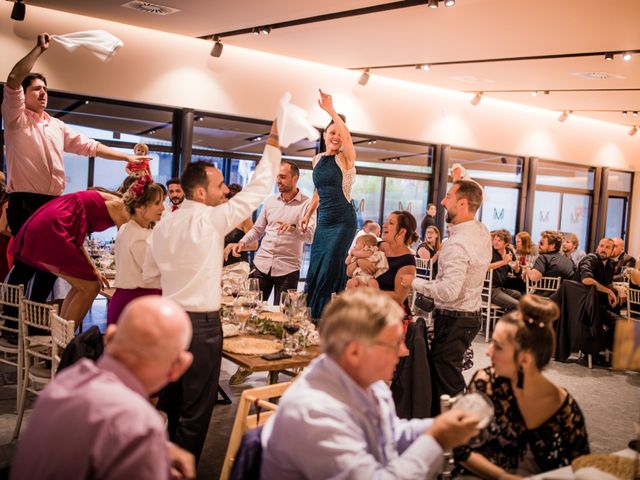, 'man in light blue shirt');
261,288,480,479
